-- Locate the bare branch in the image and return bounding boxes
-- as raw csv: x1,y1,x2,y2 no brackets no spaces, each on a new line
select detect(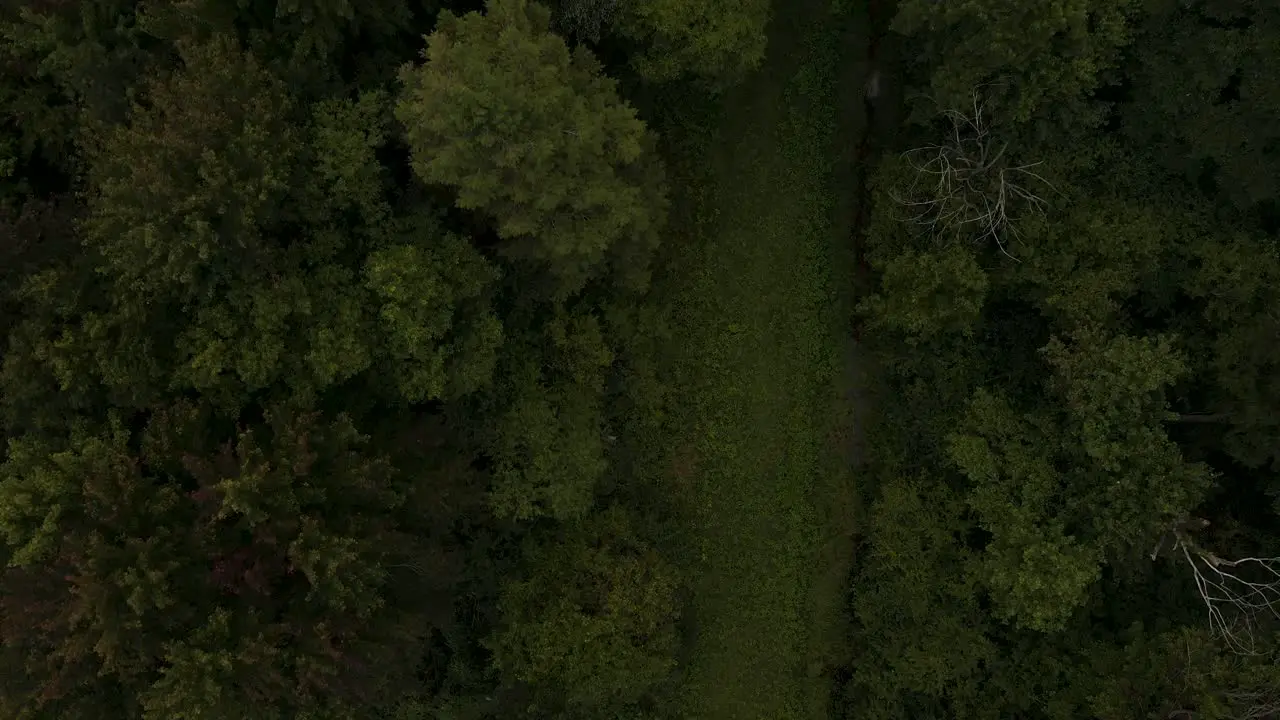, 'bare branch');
889,86,1058,260
1169,527,1280,656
